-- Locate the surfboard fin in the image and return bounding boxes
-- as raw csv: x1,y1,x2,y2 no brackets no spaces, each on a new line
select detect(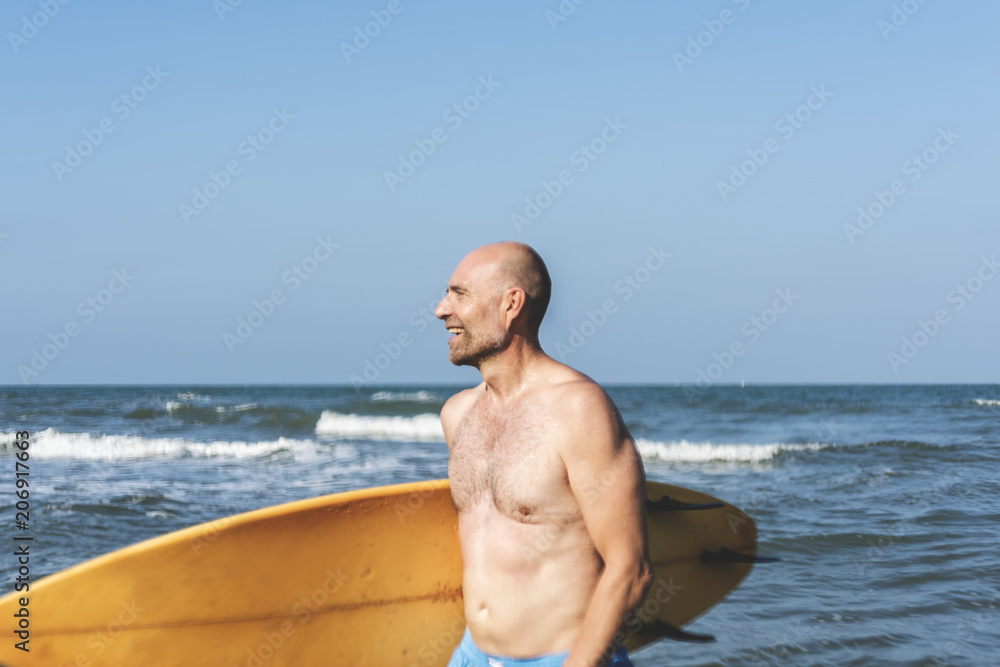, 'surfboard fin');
646,495,725,511
635,619,716,643
700,546,782,564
